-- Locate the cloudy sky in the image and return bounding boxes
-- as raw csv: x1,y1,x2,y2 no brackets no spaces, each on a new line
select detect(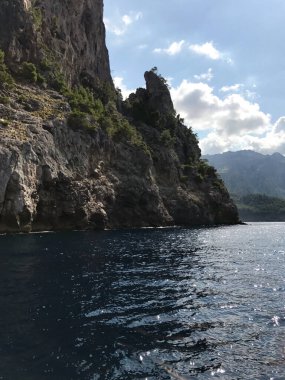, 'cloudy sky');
104,0,285,155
